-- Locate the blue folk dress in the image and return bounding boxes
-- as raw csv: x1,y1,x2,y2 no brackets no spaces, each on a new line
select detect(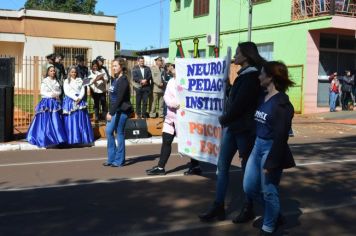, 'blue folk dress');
62,77,94,144
26,77,68,147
